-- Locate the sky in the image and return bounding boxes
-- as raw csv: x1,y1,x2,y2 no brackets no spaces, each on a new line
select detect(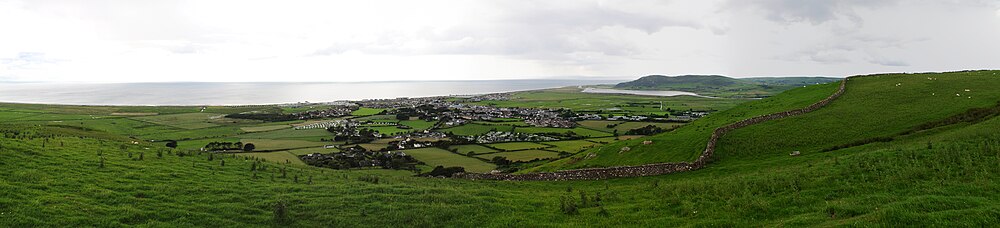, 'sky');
1,0,999,82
